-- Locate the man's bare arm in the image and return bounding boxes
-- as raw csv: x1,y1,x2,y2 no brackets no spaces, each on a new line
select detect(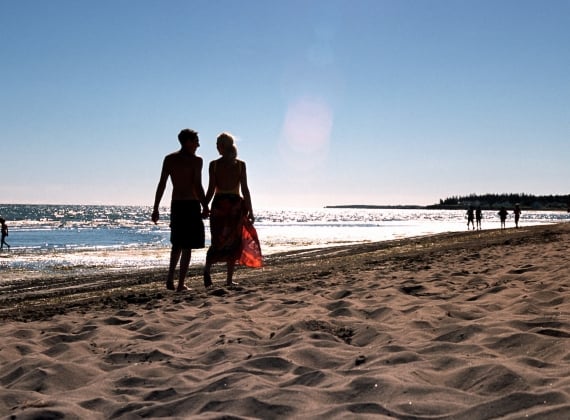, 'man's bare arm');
194,158,209,216
205,160,216,205
152,159,170,223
